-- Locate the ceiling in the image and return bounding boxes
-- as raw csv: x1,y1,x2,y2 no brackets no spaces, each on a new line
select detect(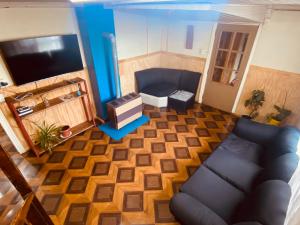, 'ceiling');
1,0,300,23
1,0,300,10
0,0,300,6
